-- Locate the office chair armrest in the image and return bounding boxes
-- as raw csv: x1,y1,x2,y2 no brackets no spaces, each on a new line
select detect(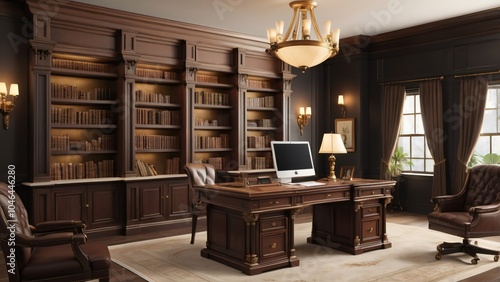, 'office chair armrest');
13,232,86,248
32,220,86,234
431,195,464,212
469,203,500,215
